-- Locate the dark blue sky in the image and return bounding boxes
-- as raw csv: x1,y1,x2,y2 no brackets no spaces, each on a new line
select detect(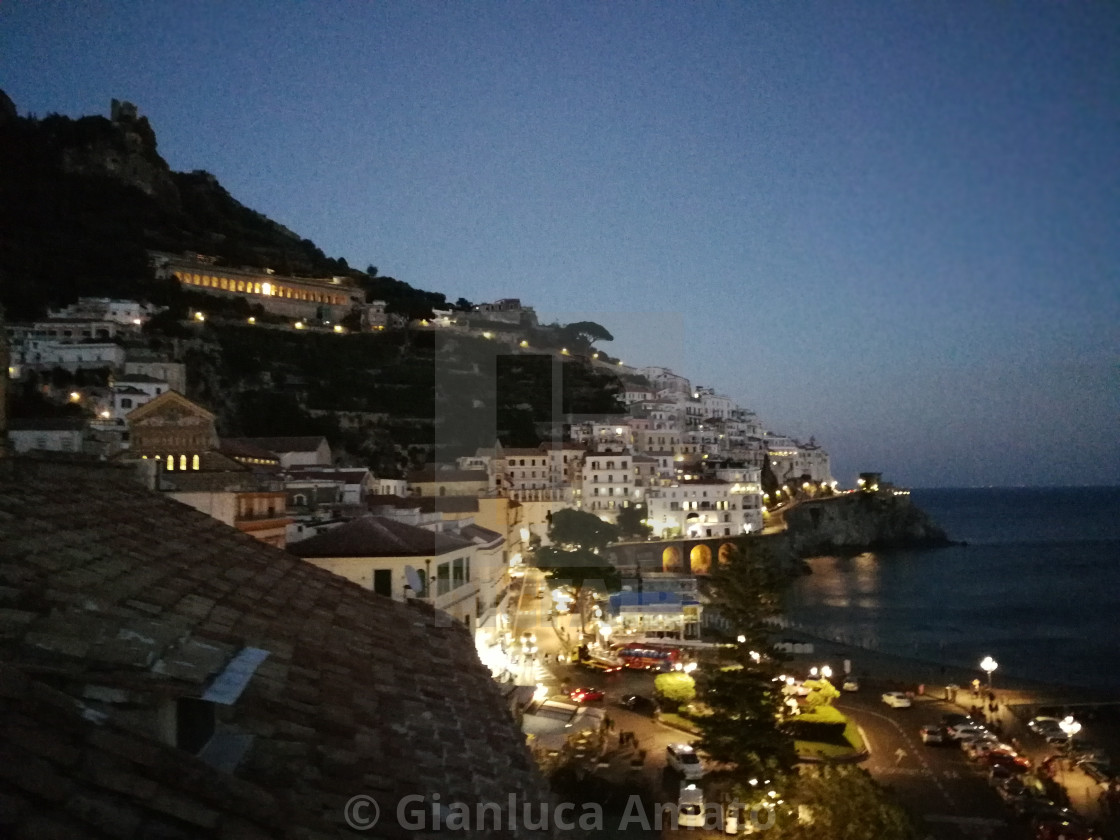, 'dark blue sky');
3,1,1117,487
